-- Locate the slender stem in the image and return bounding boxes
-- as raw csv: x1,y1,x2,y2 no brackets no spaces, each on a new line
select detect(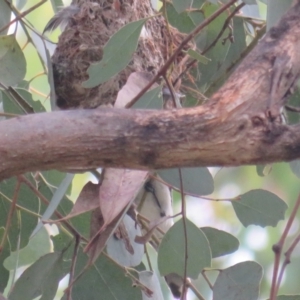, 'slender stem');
269,193,300,300
174,2,245,85
19,175,84,239
0,0,47,34
126,0,239,108
67,235,80,300
178,168,188,300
